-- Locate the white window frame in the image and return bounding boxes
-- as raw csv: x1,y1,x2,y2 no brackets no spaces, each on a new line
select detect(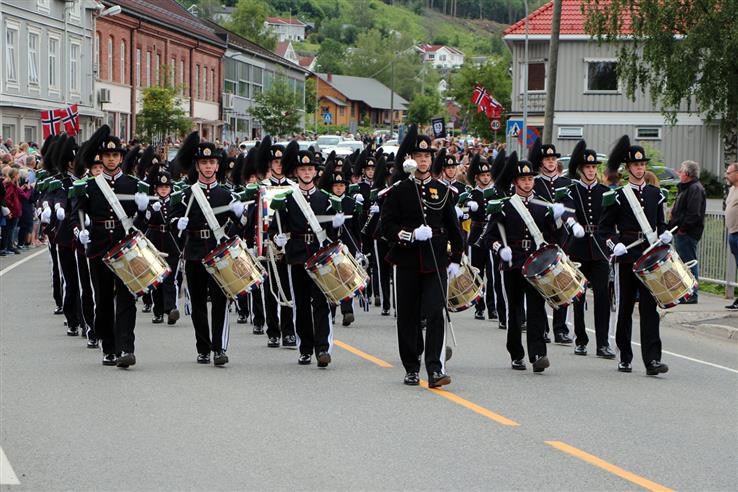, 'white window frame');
120,40,126,83
135,48,141,87
155,53,160,85
5,21,19,86
203,65,208,100
146,51,151,87
583,58,621,94
37,0,50,14
69,0,81,22
94,32,100,78
169,59,175,86
69,39,81,93
28,28,41,86
107,36,113,82
557,126,584,140
636,127,662,140
520,59,547,94
195,64,200,99
48,33,60,92
179,59,185,95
